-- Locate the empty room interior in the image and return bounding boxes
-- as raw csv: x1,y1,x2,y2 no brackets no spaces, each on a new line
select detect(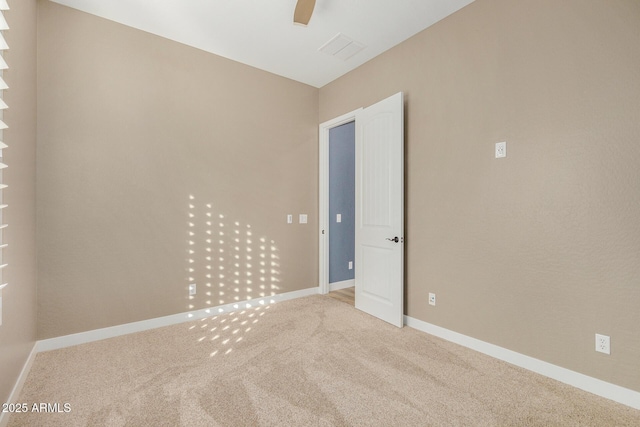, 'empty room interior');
1,0,639,425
